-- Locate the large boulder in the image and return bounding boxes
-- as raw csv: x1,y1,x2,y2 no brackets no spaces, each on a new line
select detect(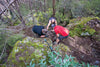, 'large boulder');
6,37,49,67
6,37,69,67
